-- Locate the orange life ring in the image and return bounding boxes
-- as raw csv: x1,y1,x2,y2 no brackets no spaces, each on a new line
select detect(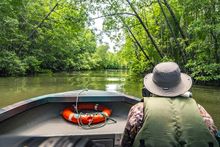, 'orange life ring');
62,103,112,125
